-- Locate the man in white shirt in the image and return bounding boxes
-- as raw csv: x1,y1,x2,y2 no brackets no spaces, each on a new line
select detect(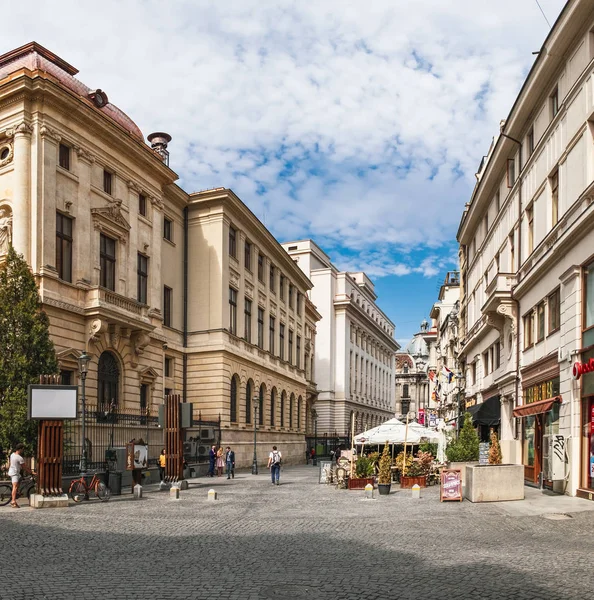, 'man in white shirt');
8,443,32,508
267,446,282,485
